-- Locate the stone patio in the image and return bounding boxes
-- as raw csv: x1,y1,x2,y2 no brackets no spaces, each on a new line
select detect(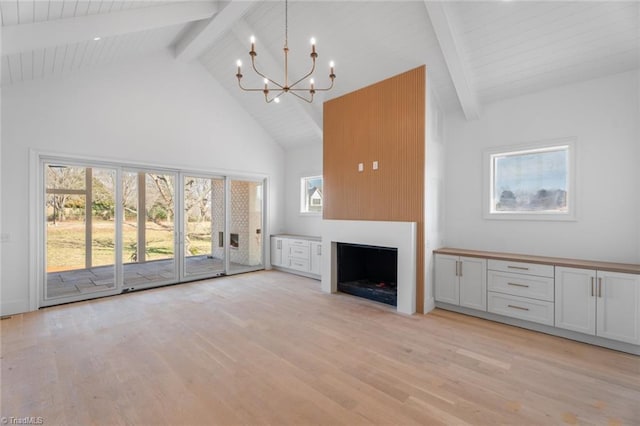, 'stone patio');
45,255,255,299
